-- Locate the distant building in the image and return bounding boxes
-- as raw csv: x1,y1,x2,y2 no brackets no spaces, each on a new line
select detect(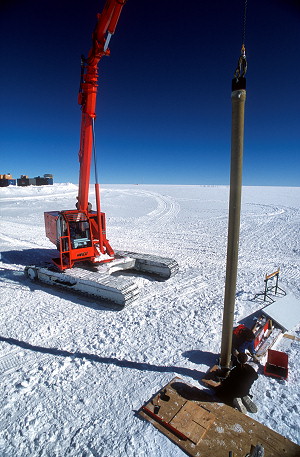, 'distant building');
34,175,54,186
0,173,16,187
0,173,54,187
17,175,30,186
